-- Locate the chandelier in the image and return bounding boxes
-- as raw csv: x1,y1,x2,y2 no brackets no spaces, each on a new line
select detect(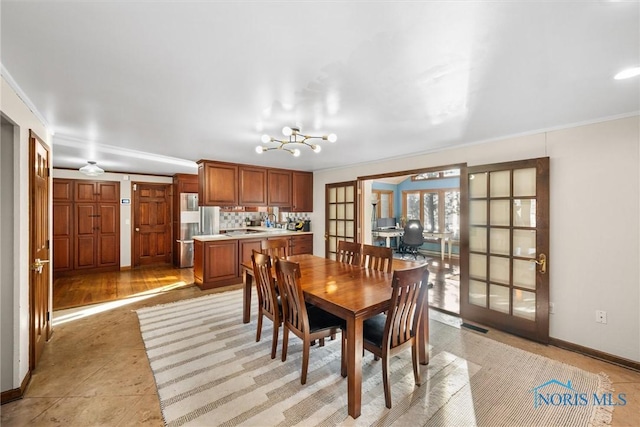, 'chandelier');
256,126,337,157
79,161,105,176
